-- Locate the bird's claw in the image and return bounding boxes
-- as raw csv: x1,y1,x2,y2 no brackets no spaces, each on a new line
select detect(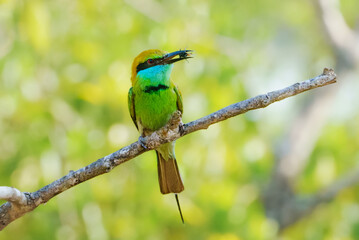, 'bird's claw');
179,123,185,136
138,136,148,149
